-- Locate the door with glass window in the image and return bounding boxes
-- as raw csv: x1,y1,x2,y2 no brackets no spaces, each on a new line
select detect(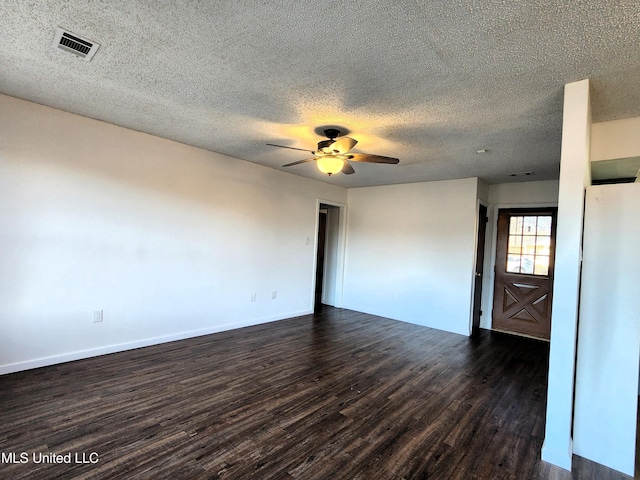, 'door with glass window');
492,208,557,340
